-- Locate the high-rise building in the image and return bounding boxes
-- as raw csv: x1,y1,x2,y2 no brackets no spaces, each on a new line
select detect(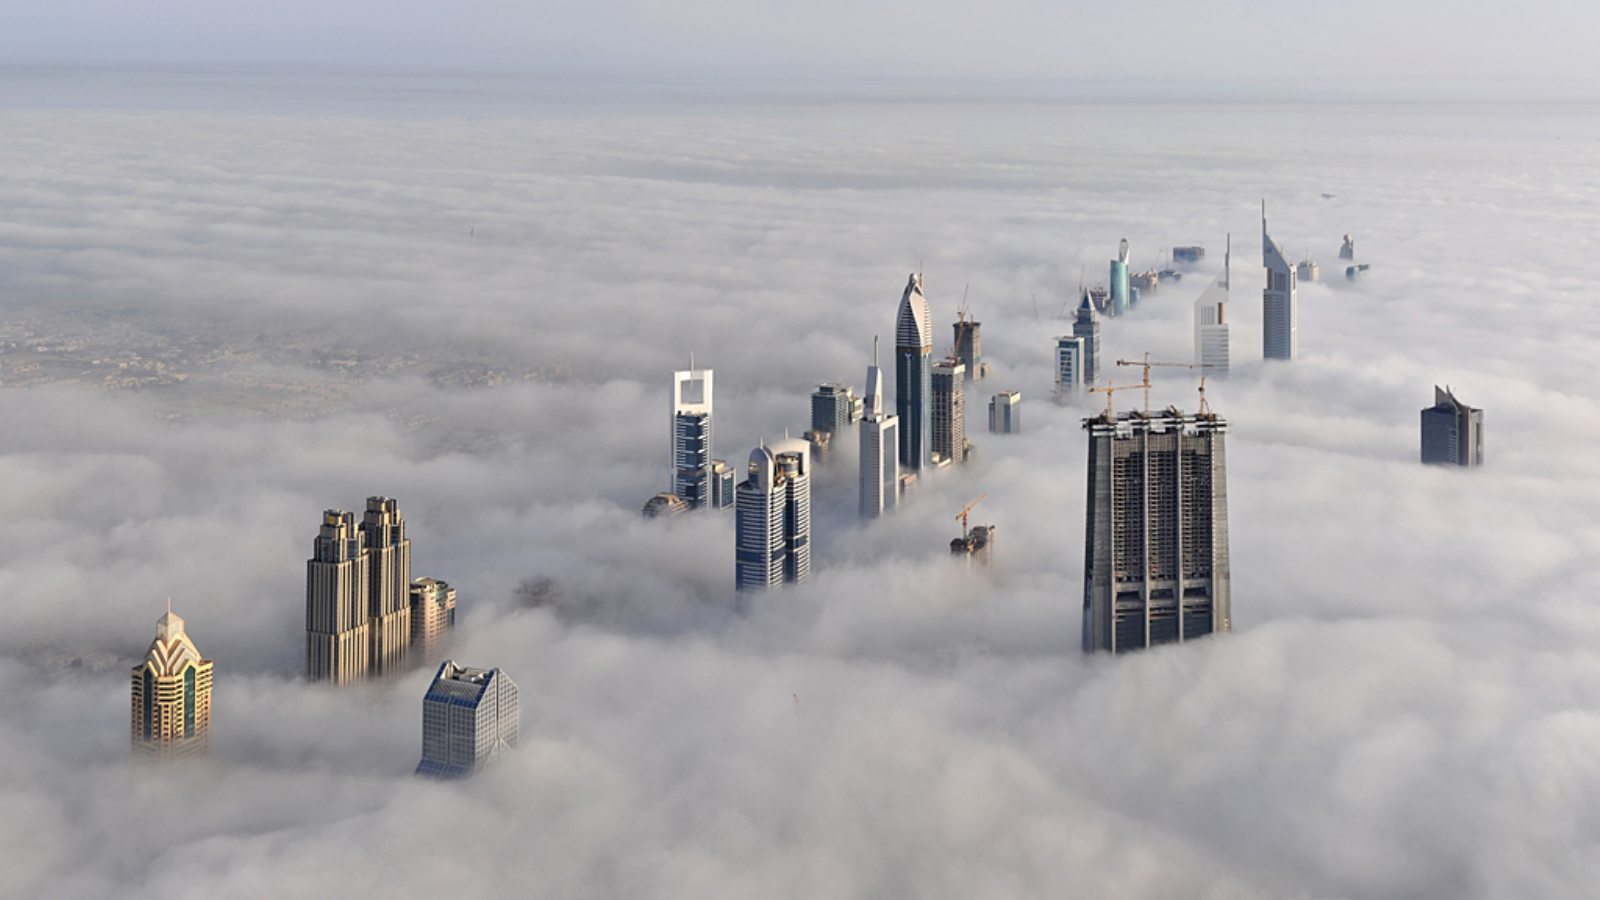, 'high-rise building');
931,358,969,465
131,602,213,760
1296,257,1320,283
1073,289,1101,385
1262,203,1298,360
1421,386,1484,466
1340,234,1356,260
409,577,457,661
1110,239,1132,316
642,491,691,518
860,338,901,520
709,459,735,508
1194,234,1231,373
1082,404,1231,654
951,524,995,566
416,661,519,778
671,364,715,508
735,438,811,590
307,509,371,683
811,383,863,434
1054,334,1087,402
361,497,412,676
989,391,1021,434
895,273,933,471
1173,246,1206,264
953,314,983,382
